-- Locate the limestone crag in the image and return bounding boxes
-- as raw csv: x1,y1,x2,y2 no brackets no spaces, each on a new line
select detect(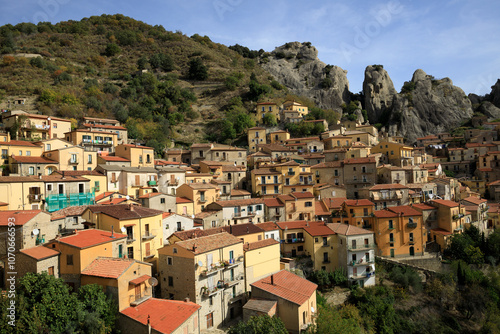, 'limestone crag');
387,69,473,143
260,42,350,112
363,65,398,124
